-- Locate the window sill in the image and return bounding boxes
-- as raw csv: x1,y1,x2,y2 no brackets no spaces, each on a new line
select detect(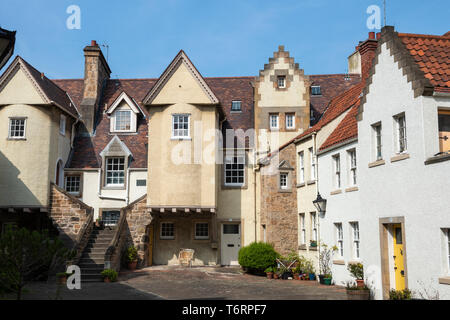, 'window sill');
298,244,307,250
306,180,316,185
7,138,26,141
230,111,242,114
330,189,342,195
109,132,137,136
424,153,450,165
278,189,292,193
348,260,361,265
345,186,359,193
368,159,385,168
391,153,410,163
171,137,192,141
103,186,126,191
309,246,318,251
222,185,247,190
296,182,305,188
438,277,450,285
333,259,345,265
